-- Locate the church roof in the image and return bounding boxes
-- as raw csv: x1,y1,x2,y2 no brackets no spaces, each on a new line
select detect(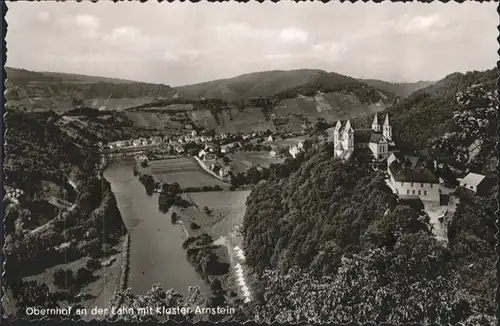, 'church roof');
389,160,438,183
383,114,390,126
372,113,379,125
354,129,373,142
369,133,386,143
